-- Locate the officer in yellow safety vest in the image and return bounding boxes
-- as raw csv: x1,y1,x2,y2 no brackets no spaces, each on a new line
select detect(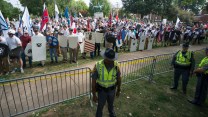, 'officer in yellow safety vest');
92,48,121,117
188,48,208,106
170,43,195,94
